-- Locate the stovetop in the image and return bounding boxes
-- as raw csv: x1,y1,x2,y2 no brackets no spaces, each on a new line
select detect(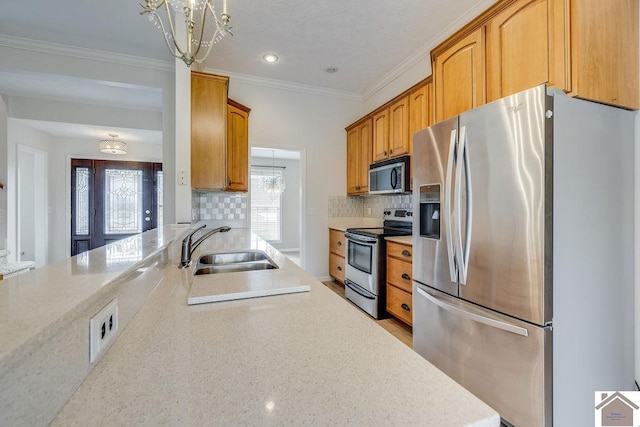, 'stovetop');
346,208,413,238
